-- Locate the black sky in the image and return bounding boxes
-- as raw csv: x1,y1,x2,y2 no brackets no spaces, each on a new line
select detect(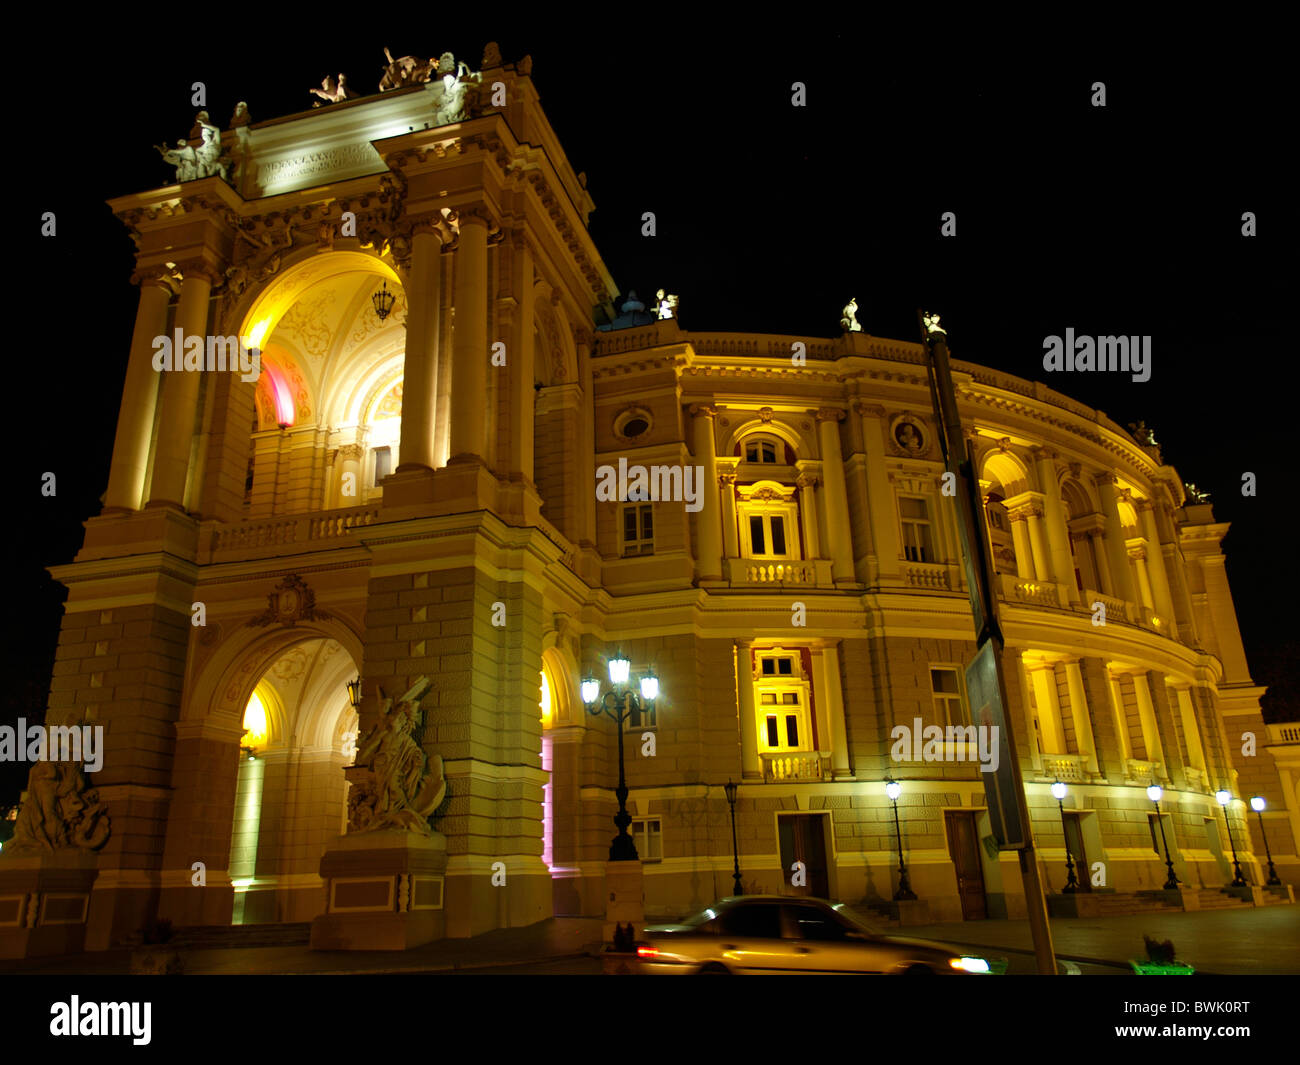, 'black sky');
4,18,1294,798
